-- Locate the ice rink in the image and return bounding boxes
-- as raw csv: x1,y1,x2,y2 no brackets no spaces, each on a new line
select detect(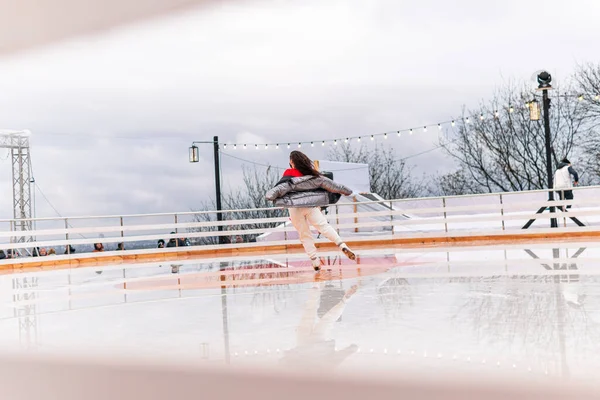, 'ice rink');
1,240,599,387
